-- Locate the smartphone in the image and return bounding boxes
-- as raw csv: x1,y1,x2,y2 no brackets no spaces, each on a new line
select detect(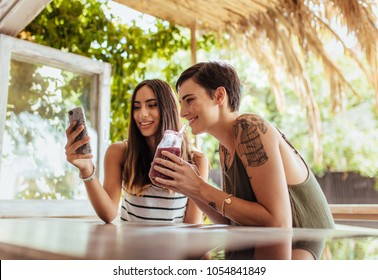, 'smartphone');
67,106,92,154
